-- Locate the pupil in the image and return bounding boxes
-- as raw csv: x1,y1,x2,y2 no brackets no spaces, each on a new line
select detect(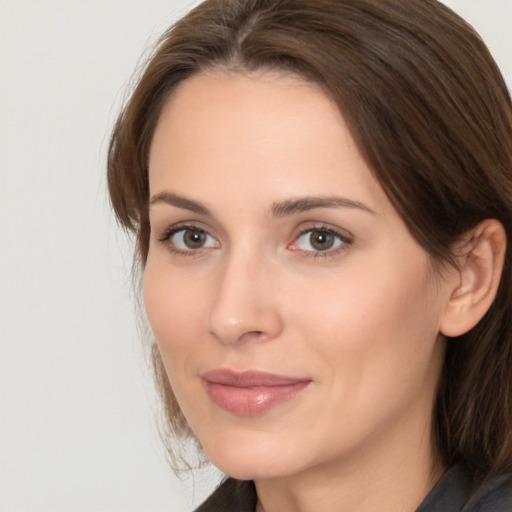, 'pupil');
184,230,206,248
310,230,334,251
